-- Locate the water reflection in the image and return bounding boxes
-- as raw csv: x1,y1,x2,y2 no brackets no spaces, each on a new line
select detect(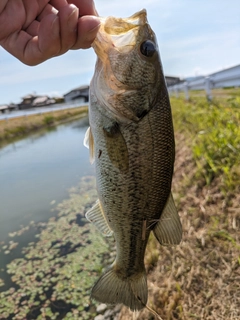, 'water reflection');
0,117,94,243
